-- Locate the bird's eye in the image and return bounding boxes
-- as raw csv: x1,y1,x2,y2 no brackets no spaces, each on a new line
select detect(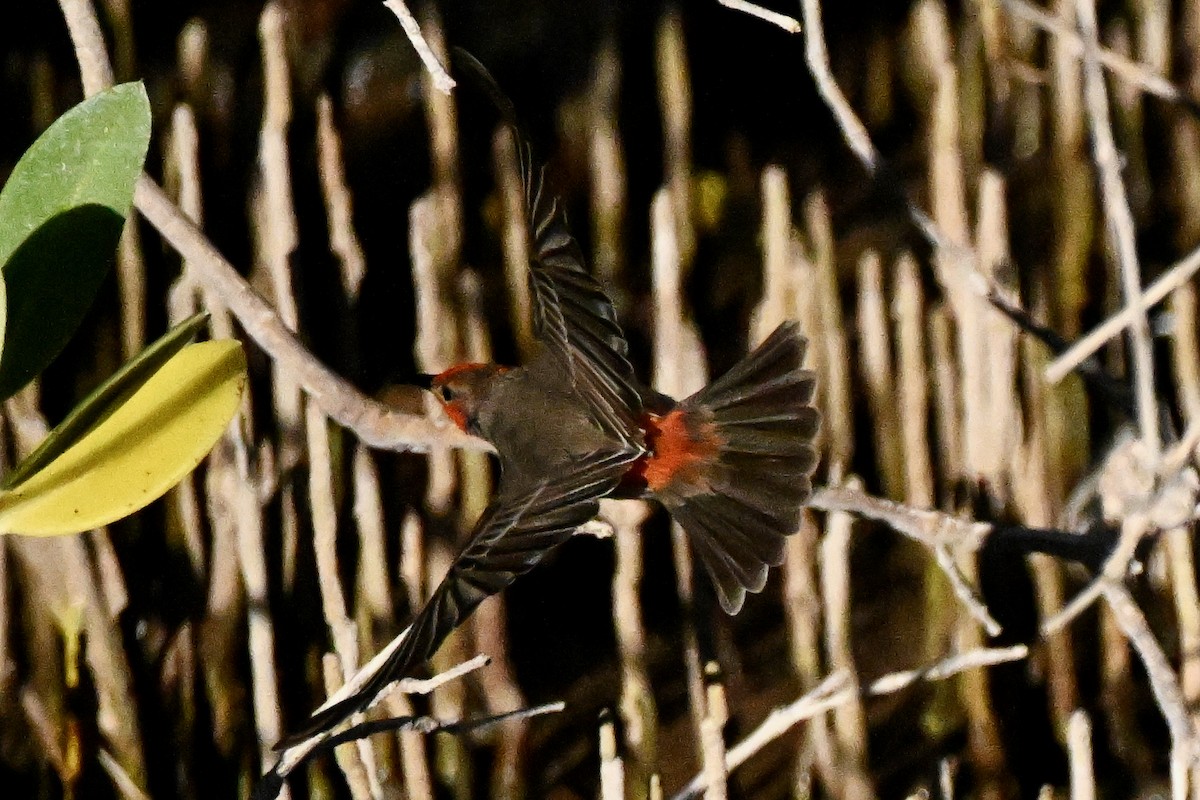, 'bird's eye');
438,385,452,402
